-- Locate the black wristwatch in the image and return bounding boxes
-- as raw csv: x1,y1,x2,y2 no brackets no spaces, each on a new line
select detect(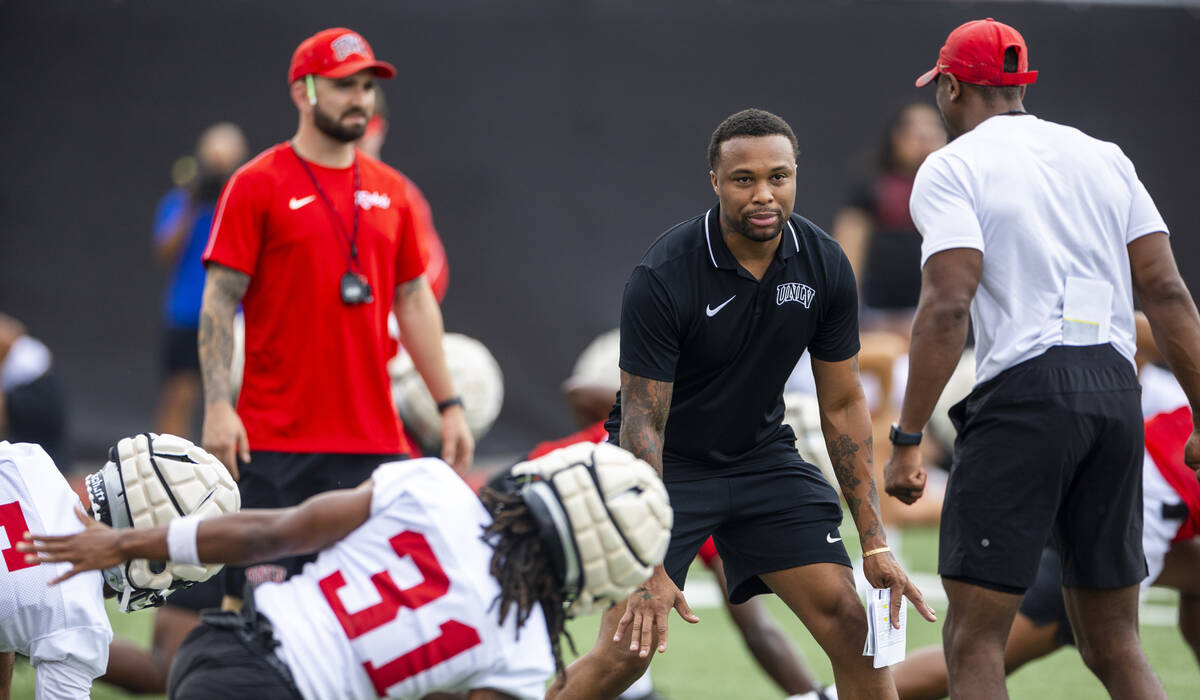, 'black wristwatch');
436,396,464,413
889,424,923,446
